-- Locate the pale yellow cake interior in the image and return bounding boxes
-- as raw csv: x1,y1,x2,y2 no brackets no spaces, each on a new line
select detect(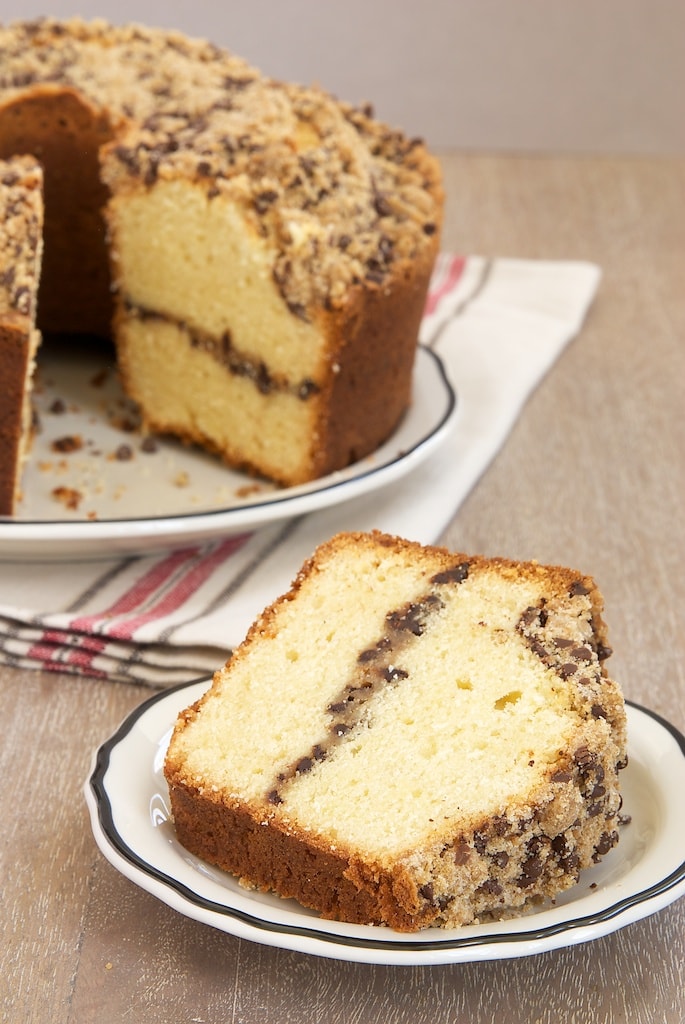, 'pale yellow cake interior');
109,180,325,381
117,316,318,482
172,542,601,860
